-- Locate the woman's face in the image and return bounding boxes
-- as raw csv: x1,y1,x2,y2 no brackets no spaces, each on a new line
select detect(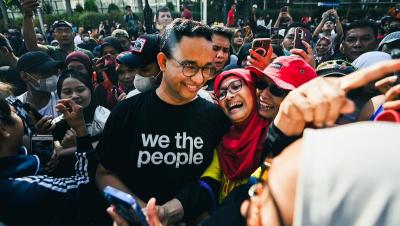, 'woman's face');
60,78,91,109
316,39,330,56
233,31,244,46
67,61,88,75
102,45,119,59
257,79,286,120
157,11,172,26
117,64,135,91
218,76,254,124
